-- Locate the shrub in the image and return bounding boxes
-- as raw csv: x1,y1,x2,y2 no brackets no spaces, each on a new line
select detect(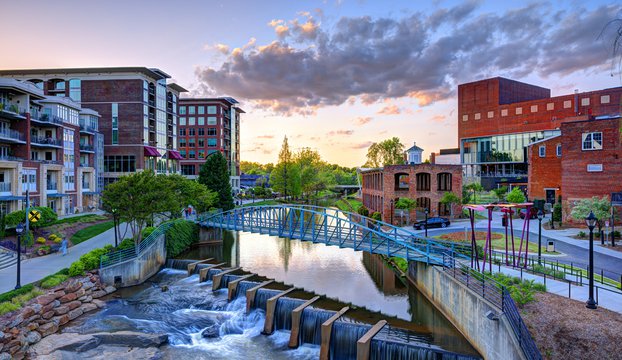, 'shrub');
357,205,369,217
553,202,562,224
142,226,156,239
11,289,43,306
68,261,85,277
0,302,20,315
117,238,134,251
36,237,46,244
371,212,382,221
79,247,110,270
0,284,34,303
5,207,57,228
165,221,199,258
511,280,537,308
40,274,69,289
53,237,62,244
578,231,586,238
